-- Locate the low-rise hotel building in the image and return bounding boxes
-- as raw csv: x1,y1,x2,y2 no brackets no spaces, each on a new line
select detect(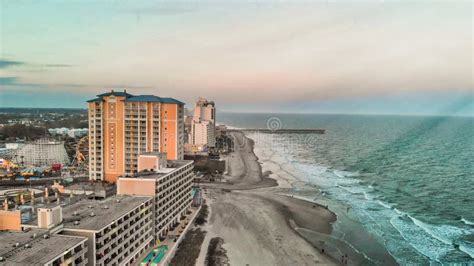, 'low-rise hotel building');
0,229,88,266
117,153,194,239
60,195,153,266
